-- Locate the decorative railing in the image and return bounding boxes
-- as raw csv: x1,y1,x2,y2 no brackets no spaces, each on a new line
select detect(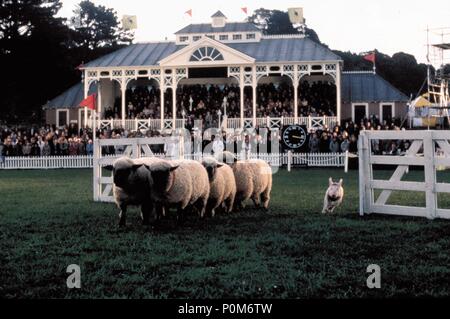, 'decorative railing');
0,152,348,171
94,116,337,131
